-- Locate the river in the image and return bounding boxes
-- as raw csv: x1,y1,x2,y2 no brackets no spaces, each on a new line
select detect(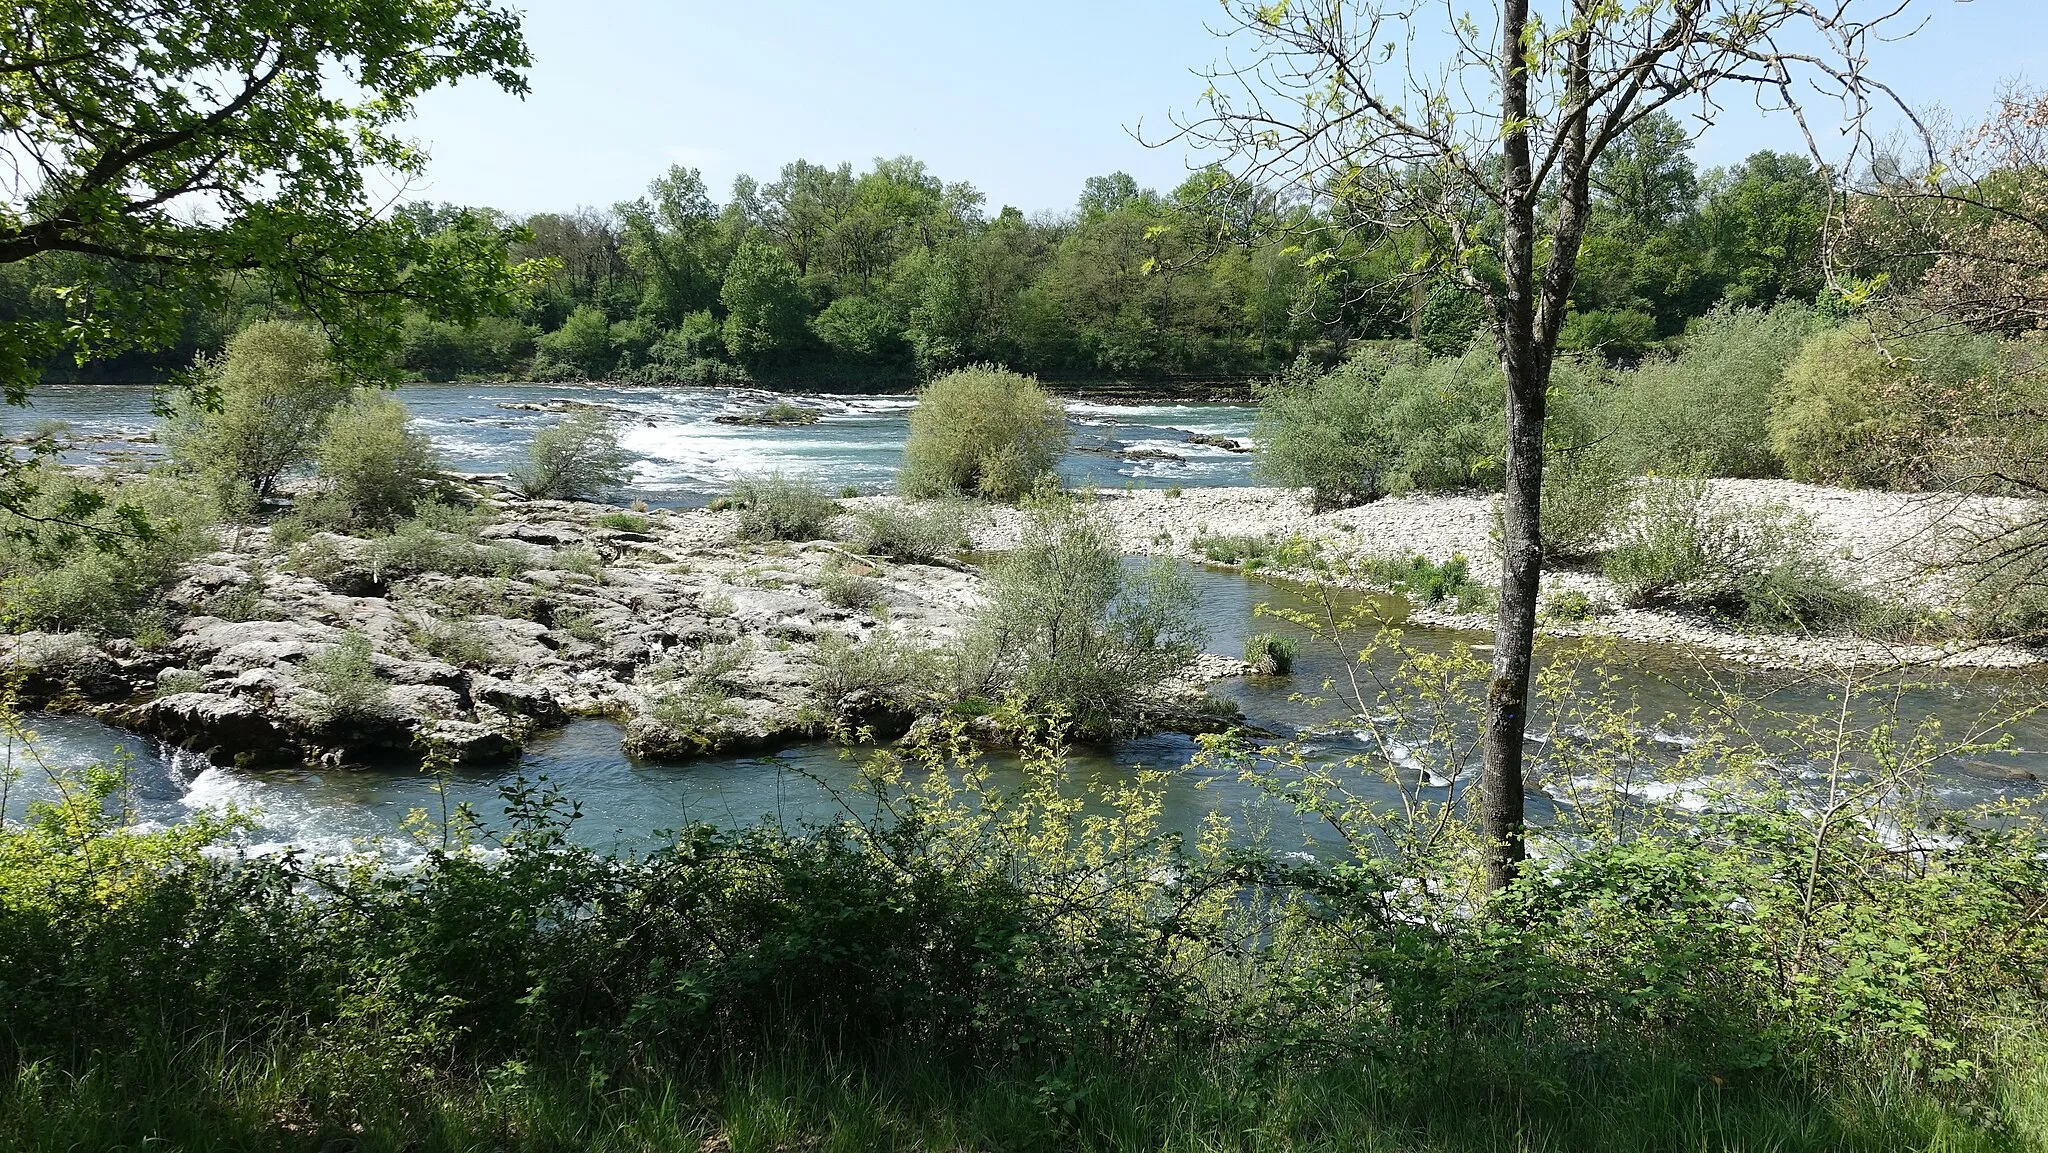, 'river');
13,382,1262,505
2,383,2043,856
3,565,2042,859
